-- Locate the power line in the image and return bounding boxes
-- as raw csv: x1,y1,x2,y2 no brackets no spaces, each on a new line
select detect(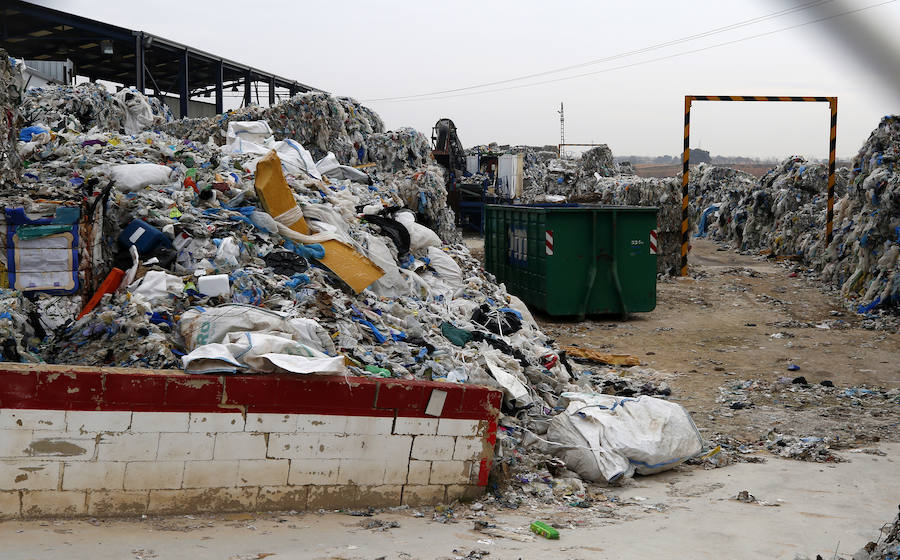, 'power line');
368,0,896,104
363,0,834,102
